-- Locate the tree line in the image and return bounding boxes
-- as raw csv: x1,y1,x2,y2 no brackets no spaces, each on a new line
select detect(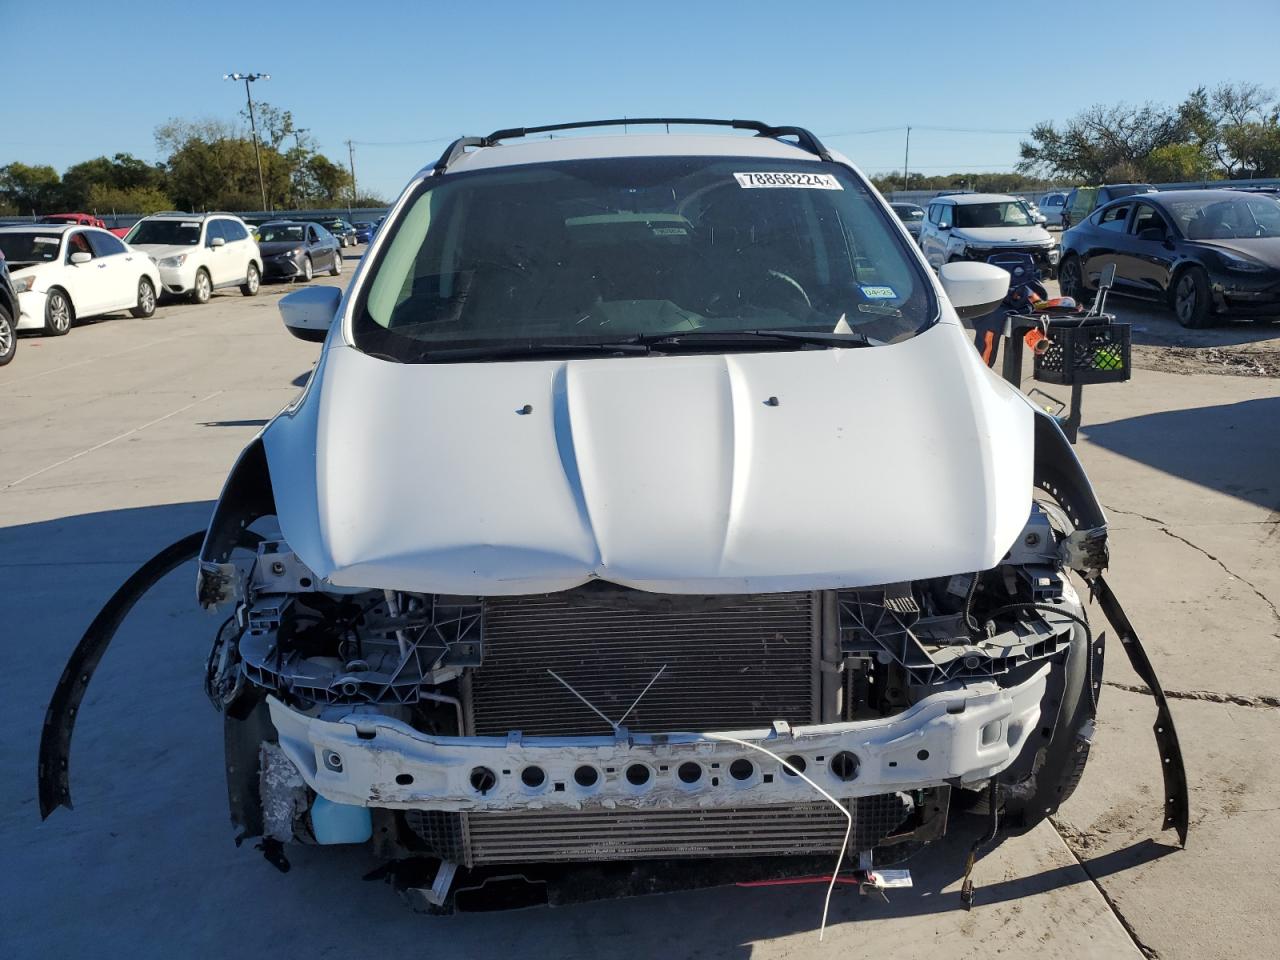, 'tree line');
1018,82,1280,183
0,102,385,217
